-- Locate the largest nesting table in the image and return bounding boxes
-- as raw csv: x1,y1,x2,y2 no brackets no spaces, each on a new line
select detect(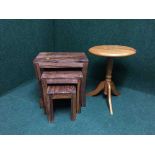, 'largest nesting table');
33,52,88,108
